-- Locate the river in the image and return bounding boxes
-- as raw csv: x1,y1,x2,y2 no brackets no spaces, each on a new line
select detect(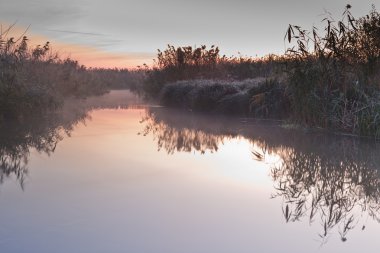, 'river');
0,90,379,253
